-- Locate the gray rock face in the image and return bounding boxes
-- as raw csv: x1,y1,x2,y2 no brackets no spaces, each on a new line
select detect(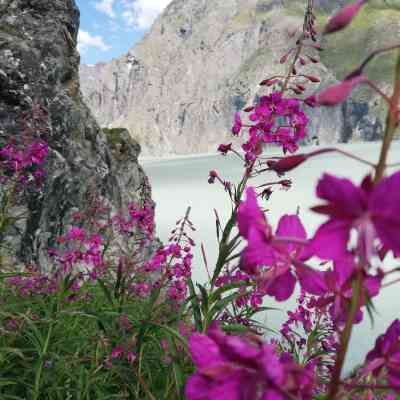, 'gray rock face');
79,0,385,157
0,0,153,269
